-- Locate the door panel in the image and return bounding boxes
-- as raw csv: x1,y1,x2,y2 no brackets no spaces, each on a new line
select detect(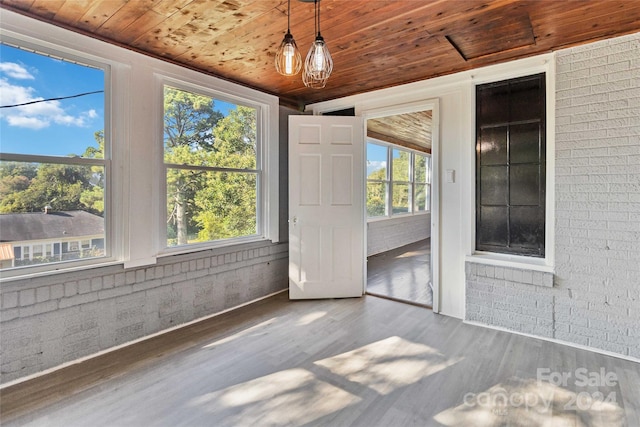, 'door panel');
289,115,364,299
